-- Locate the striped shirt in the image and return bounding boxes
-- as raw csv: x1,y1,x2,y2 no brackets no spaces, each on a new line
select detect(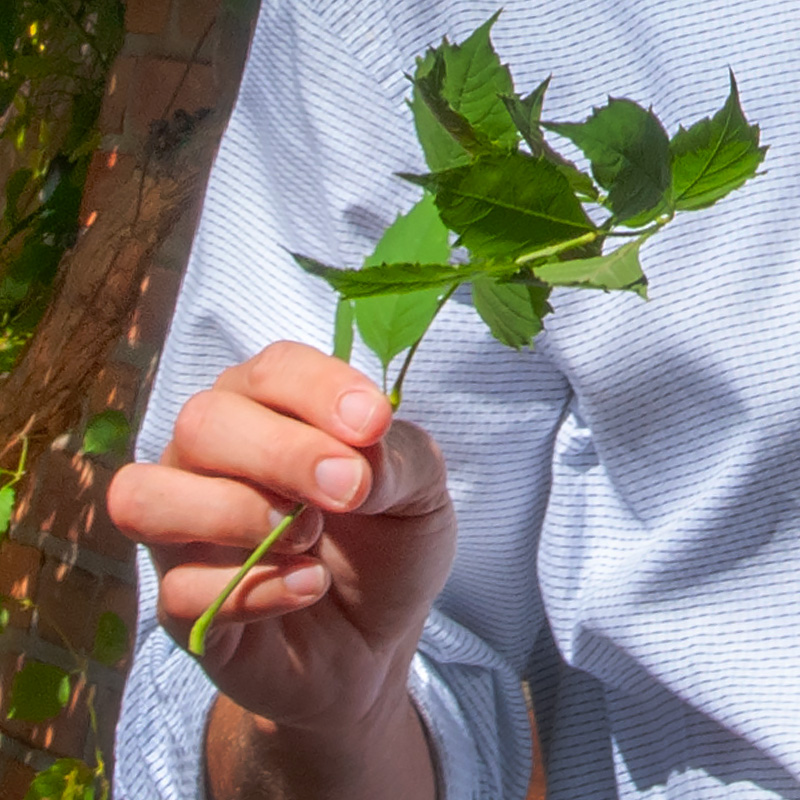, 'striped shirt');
114,2,800,798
